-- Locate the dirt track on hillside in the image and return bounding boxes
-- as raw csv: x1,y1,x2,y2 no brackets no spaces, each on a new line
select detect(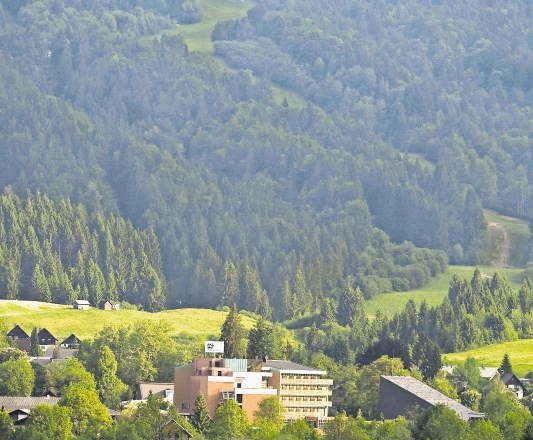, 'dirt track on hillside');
488,222,510,267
